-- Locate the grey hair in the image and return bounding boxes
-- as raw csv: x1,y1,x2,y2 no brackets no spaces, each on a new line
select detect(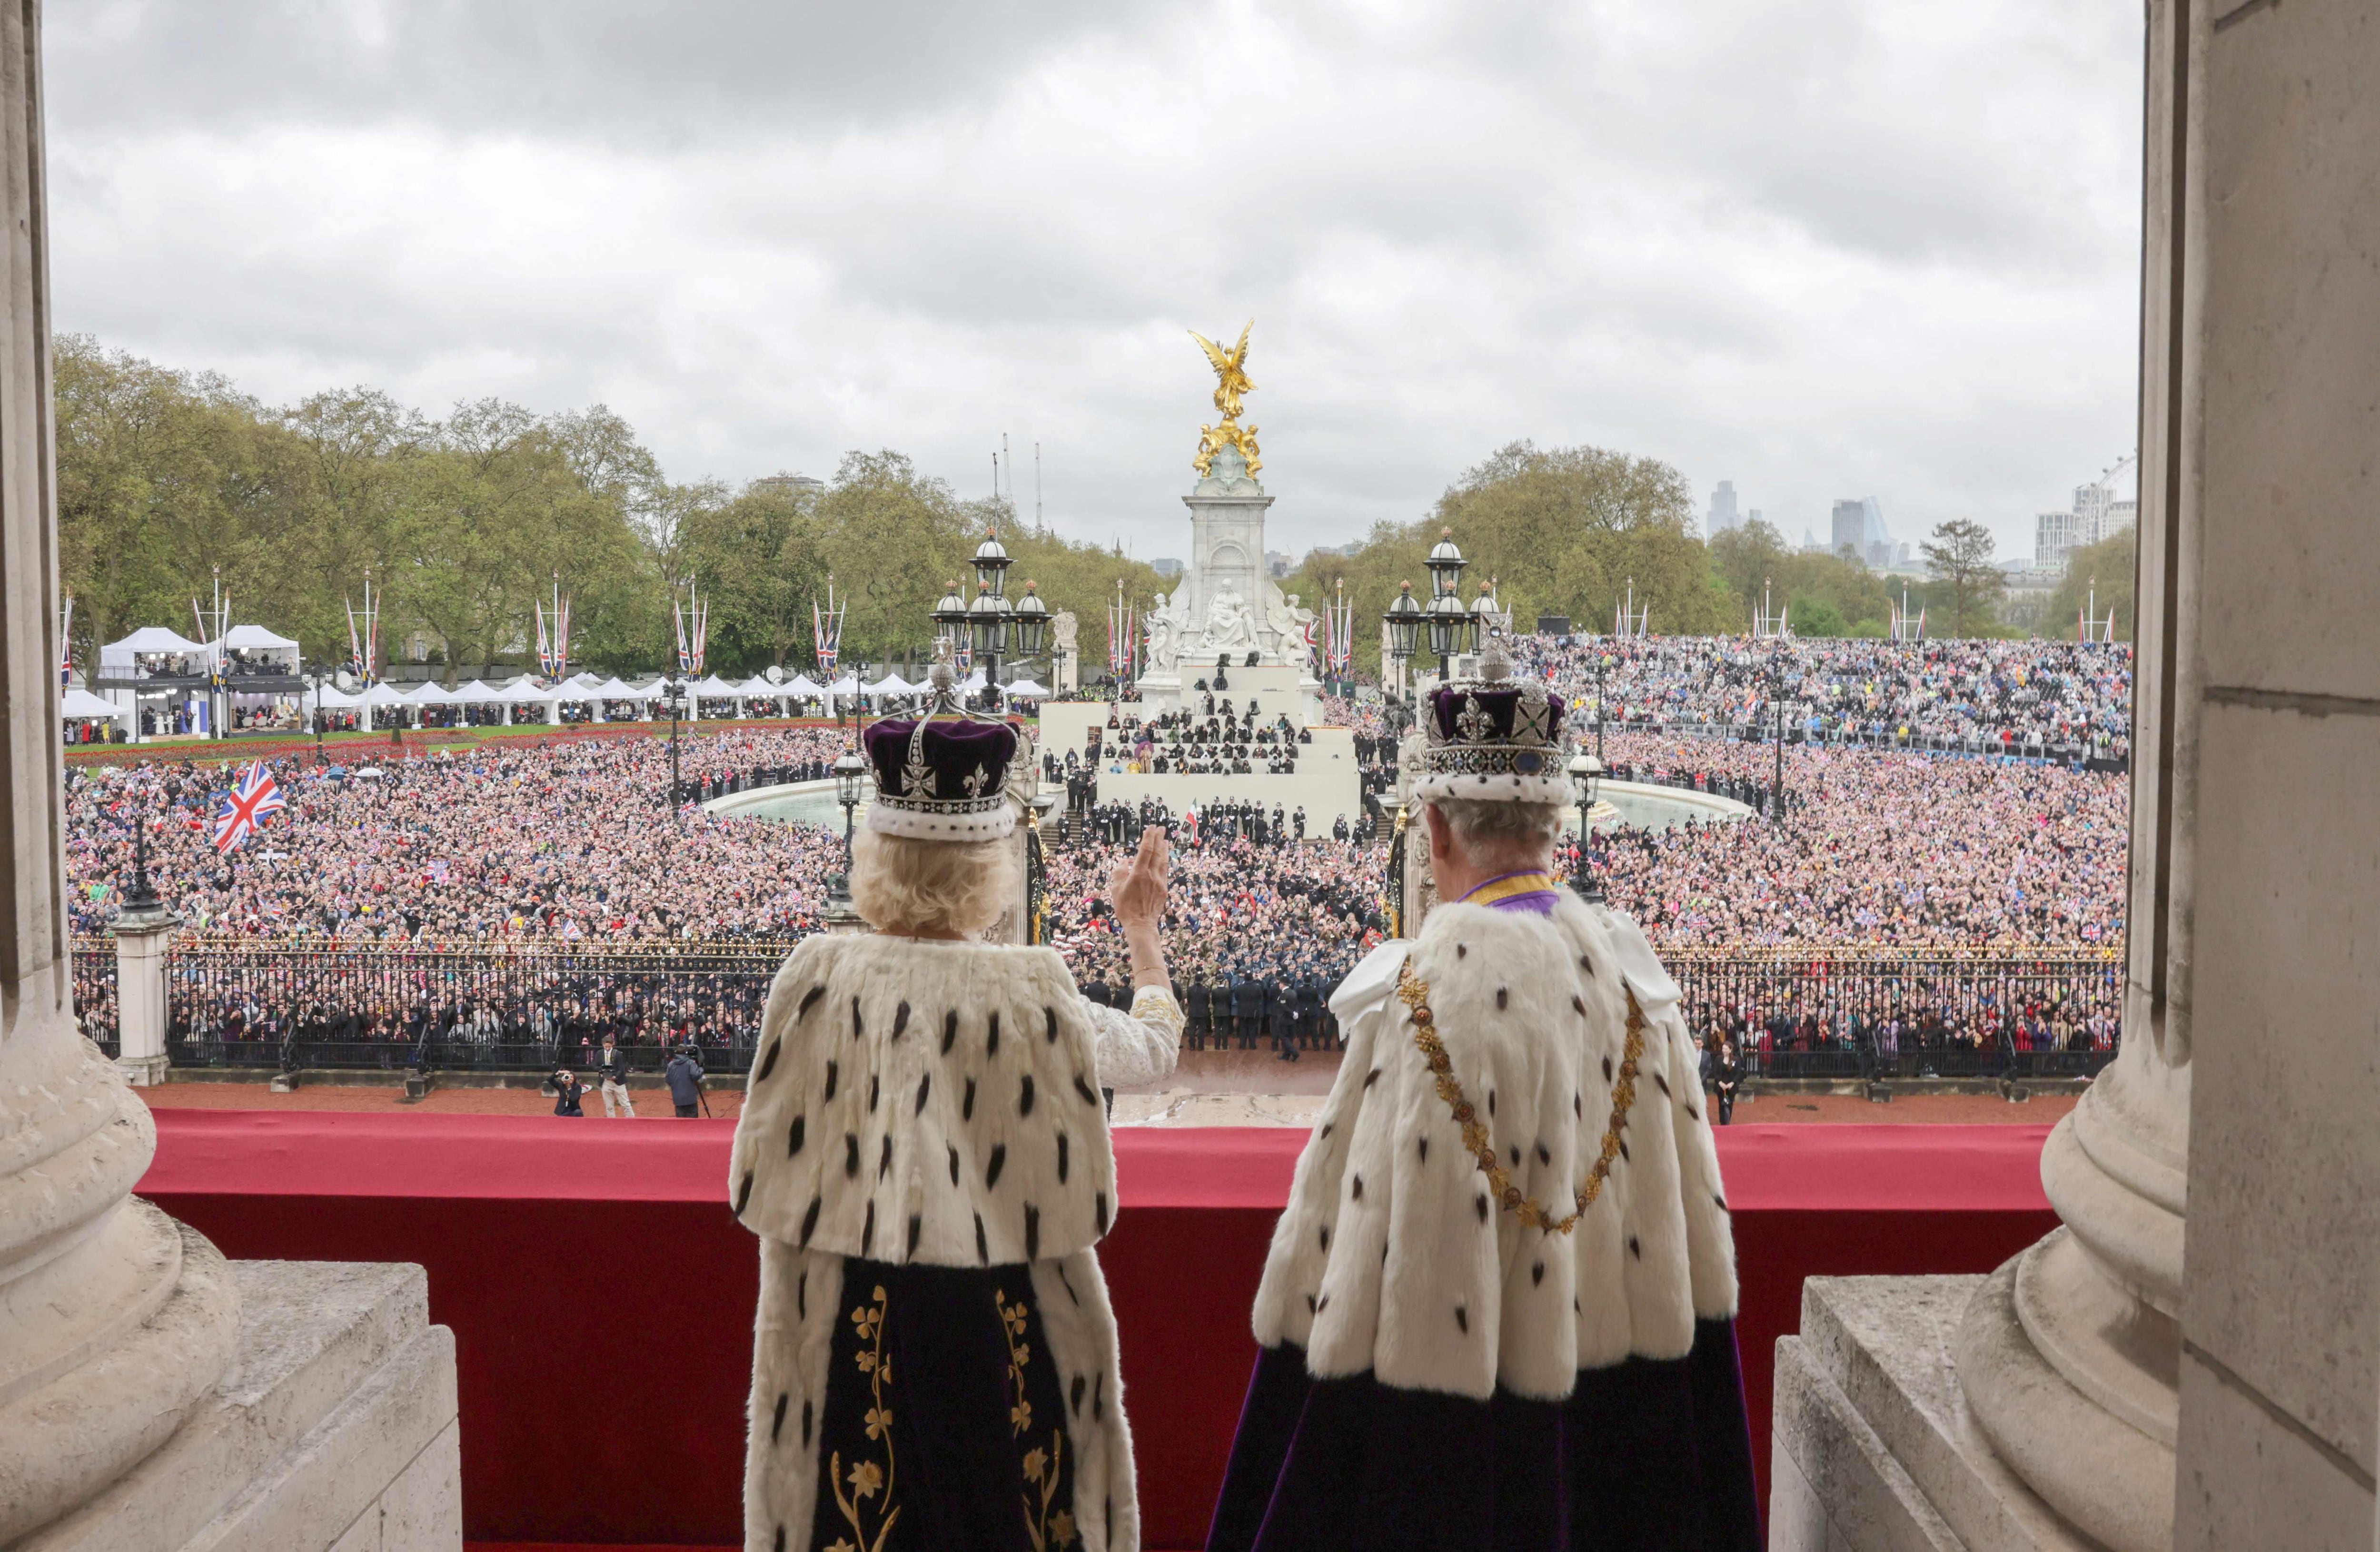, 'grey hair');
849,828,1020,937
1426,797,1565,850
